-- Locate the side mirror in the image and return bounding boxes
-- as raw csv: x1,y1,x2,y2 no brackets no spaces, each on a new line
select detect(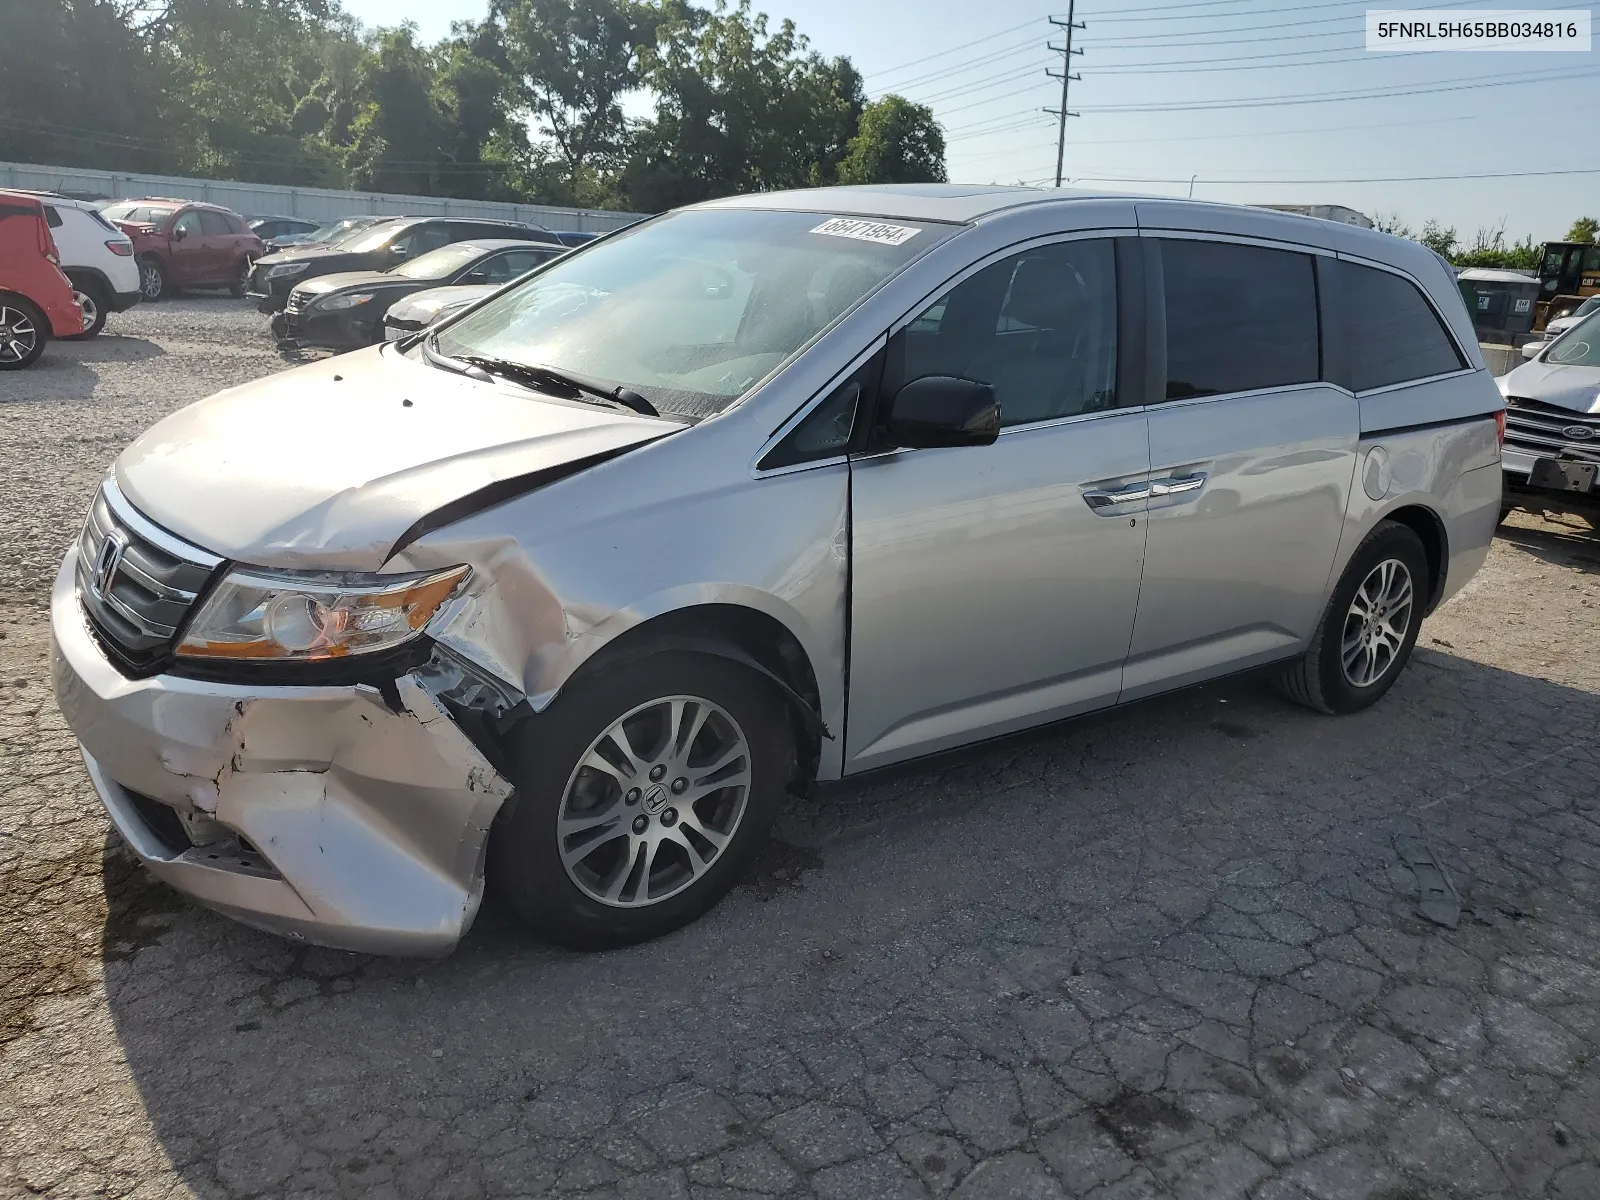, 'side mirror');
389,244,408,259
884,376,1000,449
1522,341,1547,360
171,225,187,242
